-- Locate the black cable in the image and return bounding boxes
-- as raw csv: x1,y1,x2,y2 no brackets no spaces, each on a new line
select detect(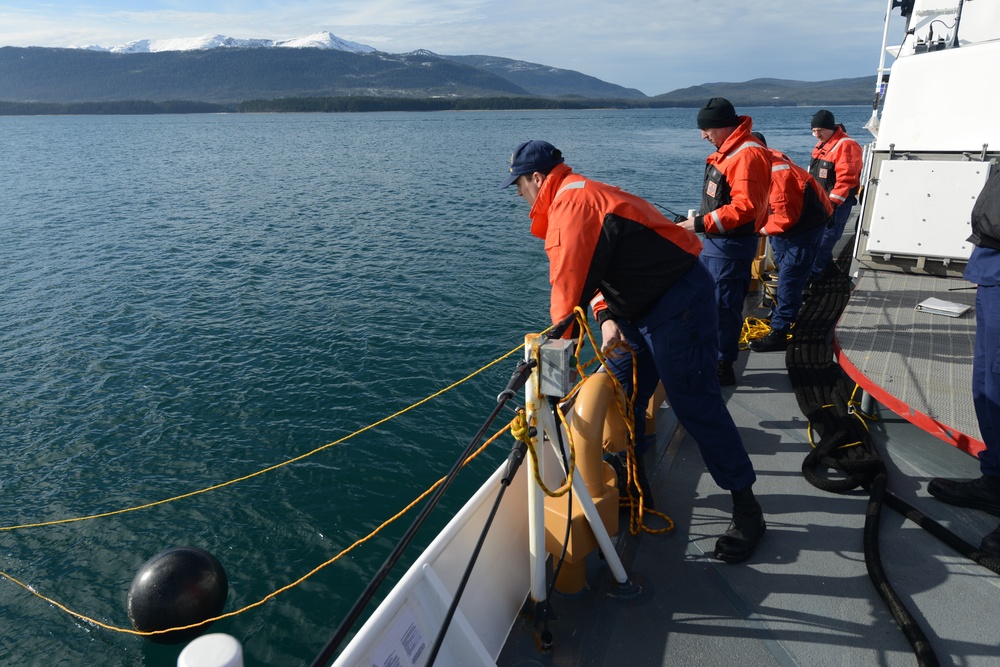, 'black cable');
880,490,1000,575
310,370,534,667
651,201,685,219
787,239,941,667
313,320,572,665
424,438,529,665
547,312,579,341
538,397,574,651
864,474,939,667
